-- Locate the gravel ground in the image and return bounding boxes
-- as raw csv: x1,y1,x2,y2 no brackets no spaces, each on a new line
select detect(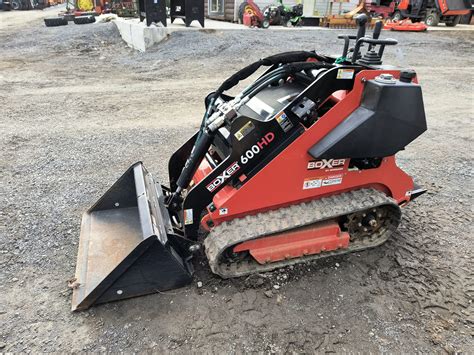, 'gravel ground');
0,13,473,353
